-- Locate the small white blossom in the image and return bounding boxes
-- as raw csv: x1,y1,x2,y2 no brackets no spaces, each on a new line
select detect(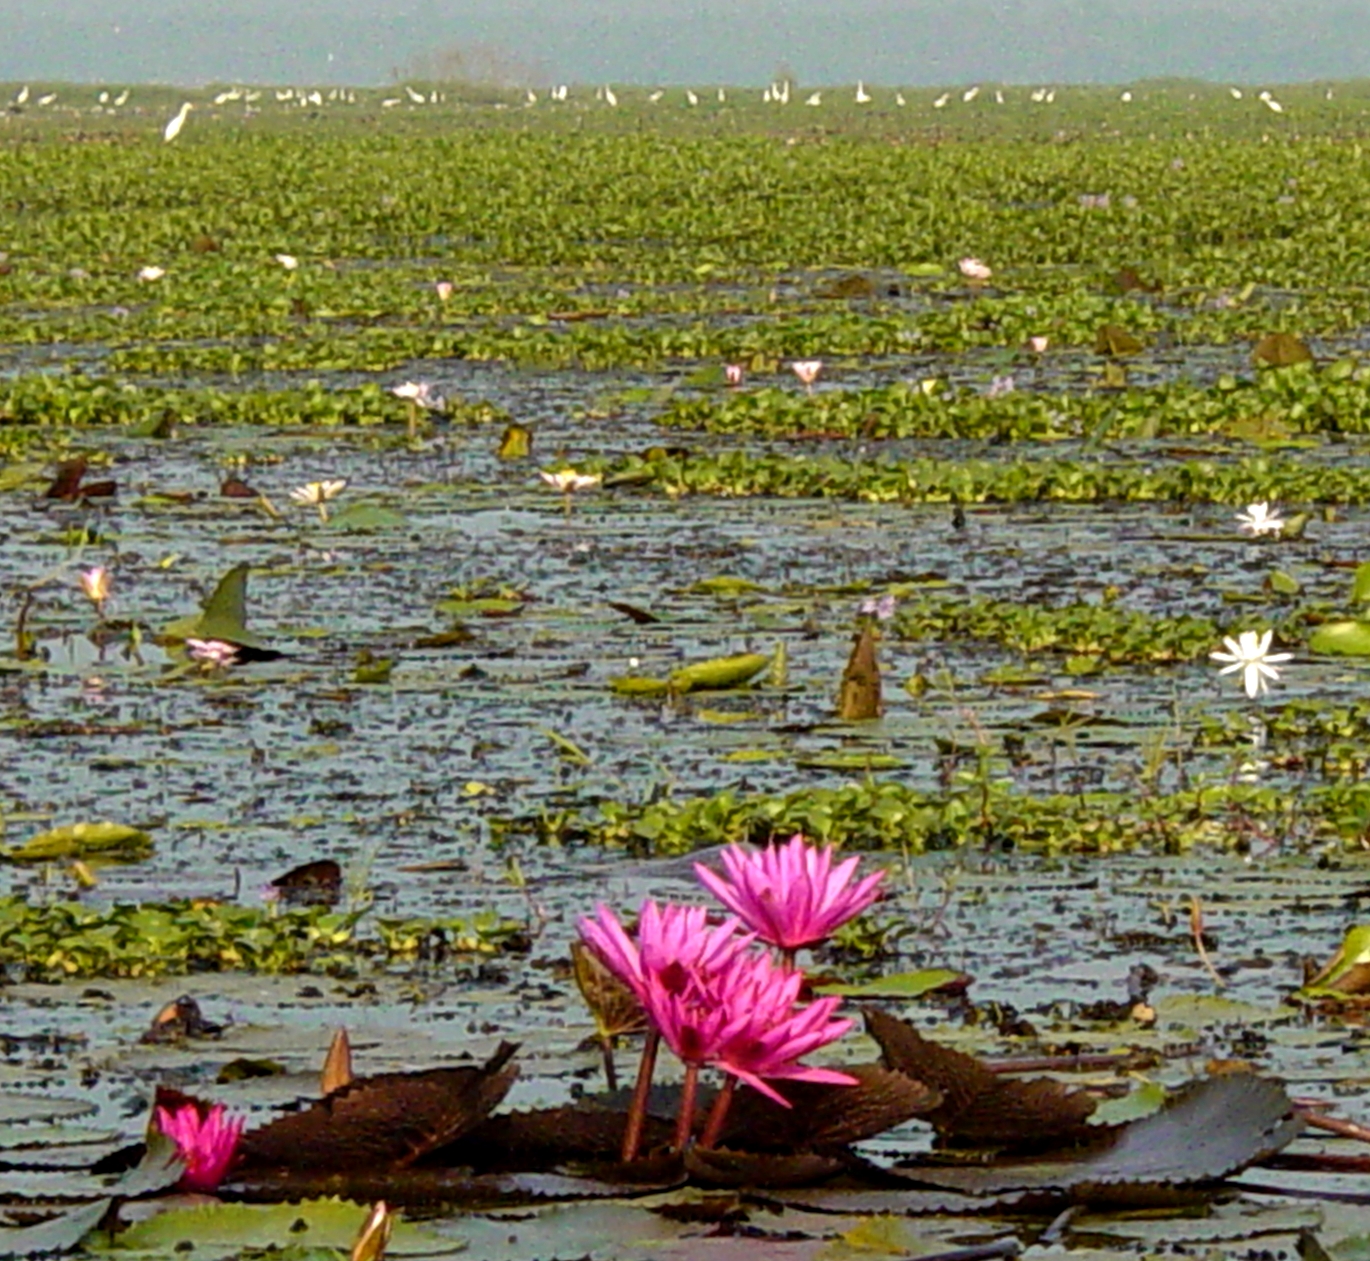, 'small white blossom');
390,380,445,411
137,265,166,282
539,469,602,494
1211,628,1293,700
1235,501,1285,537
289,478,348,522
958,256,992,281
790,360,823,391
274,253,299,270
